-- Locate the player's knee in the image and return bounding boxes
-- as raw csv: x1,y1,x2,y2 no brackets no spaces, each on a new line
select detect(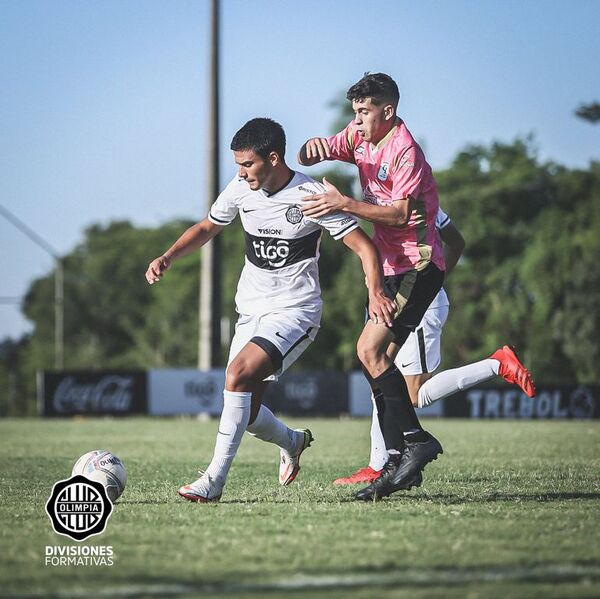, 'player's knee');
225,361,255,391
356,338,381,373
